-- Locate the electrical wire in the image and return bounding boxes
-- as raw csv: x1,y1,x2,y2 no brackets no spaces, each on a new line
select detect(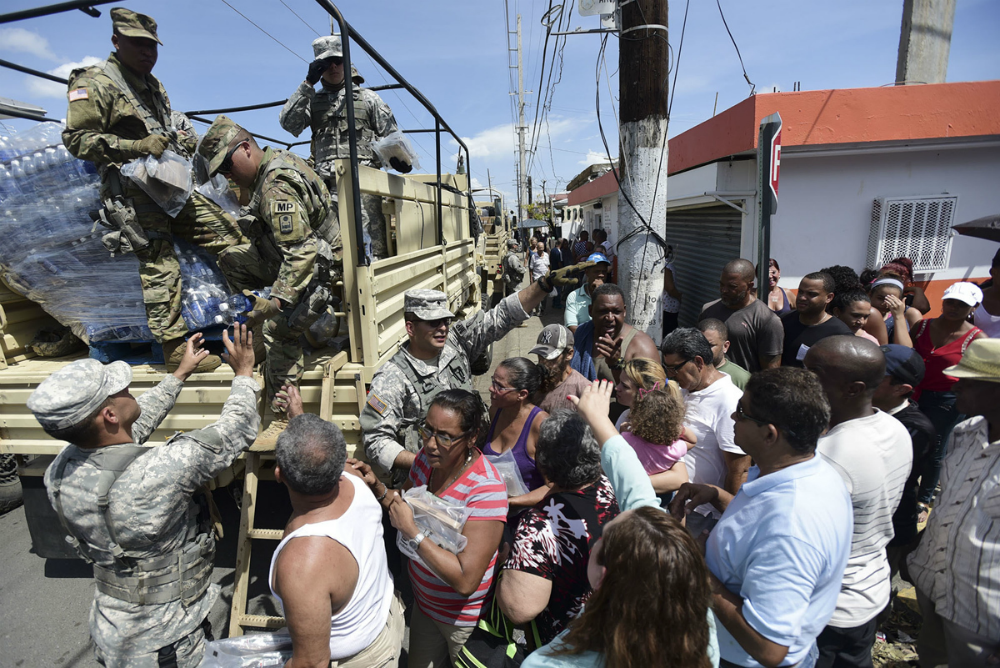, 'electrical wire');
716,0,755,96
279,0,320,36
219,0,307,63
